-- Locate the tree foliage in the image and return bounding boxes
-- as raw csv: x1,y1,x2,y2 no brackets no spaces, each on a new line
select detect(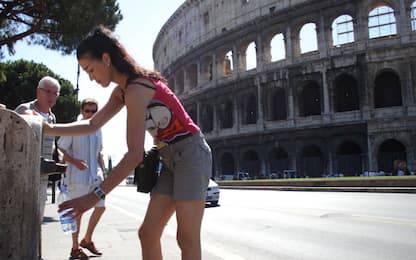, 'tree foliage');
0,0,123,57
0,59,80,123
